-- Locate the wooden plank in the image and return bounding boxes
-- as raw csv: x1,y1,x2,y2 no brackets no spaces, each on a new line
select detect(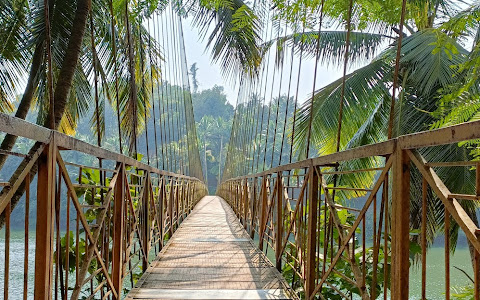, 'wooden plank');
63,161,118,172
447,193,480,201
426,161,478,167
128,289,290,299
